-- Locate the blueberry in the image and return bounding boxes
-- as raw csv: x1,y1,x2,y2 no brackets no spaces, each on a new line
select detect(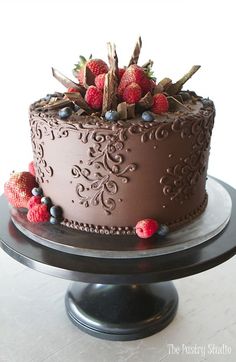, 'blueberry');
201,98,214,108
157,224,169,237
41,196,52,208
32,187,43,196
58,107,73,119
105,110,119,122
142,111,154,122
50,205,63,218
50,216,61,225
73,104,80,112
